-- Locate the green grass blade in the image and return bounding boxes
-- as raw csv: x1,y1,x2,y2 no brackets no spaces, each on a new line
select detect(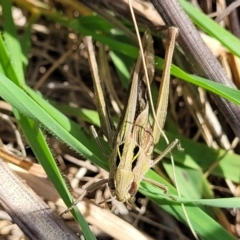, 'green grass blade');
39,13,240,105
1,0,25,84
140,171,236,240
158,131,240,183
0,74,107,170
179,0,240,57
0,73,97,239
0,5,96,236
